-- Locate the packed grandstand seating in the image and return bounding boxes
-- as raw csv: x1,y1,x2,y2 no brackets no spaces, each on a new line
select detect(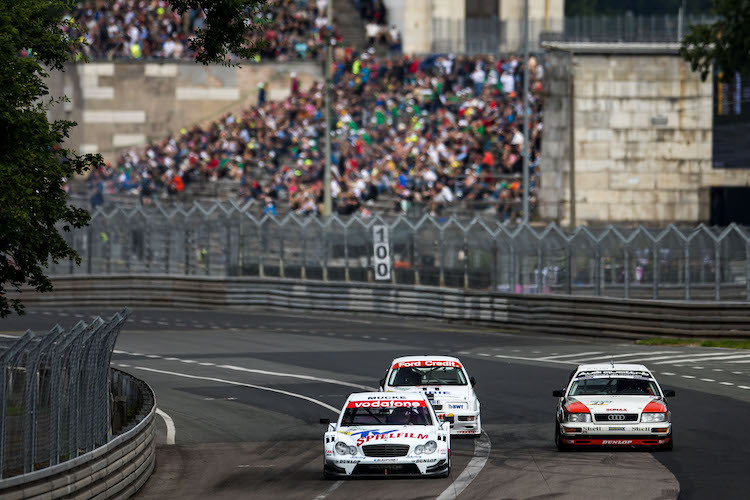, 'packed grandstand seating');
87,50,544,220
66,0,333,61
